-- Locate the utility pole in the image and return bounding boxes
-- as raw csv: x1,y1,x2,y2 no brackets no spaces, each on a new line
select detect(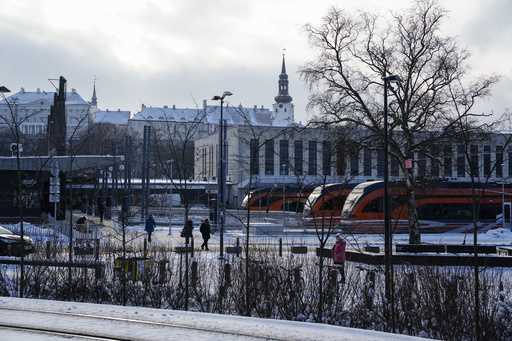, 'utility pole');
141,125,151,222
212,91,232,259
383,73,401,333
